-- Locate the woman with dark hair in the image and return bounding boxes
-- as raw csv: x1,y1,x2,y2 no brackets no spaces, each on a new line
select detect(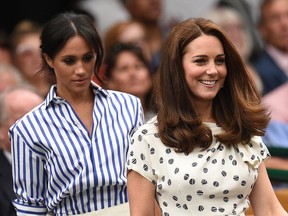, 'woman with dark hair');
104,43,156,122
9,12,144,215
127,18,287,215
